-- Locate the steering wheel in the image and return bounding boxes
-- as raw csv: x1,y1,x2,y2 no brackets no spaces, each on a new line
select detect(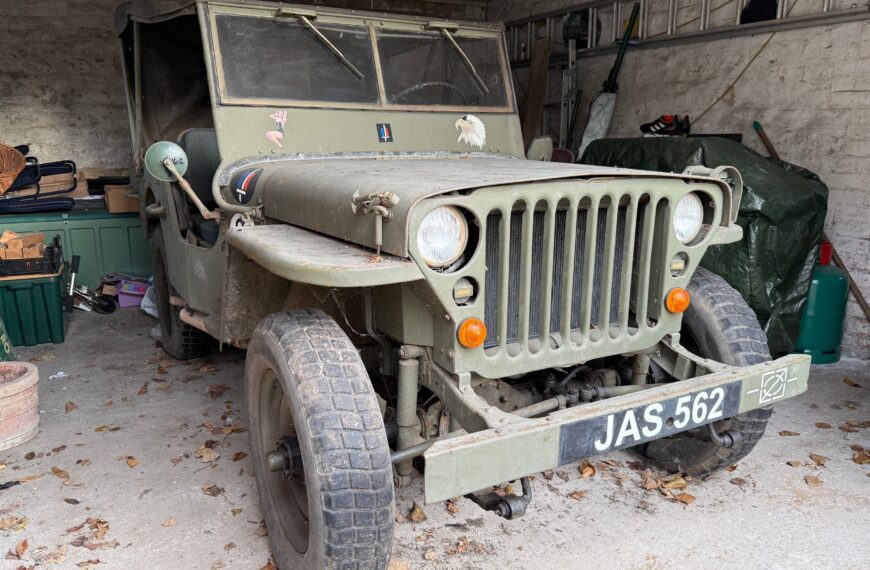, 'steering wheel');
392,81,470,105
